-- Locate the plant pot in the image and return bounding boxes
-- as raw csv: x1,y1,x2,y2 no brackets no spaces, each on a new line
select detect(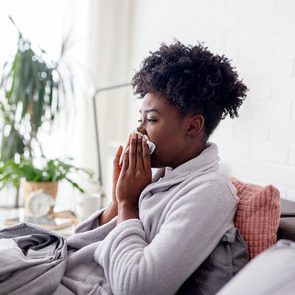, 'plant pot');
23,181,58,212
